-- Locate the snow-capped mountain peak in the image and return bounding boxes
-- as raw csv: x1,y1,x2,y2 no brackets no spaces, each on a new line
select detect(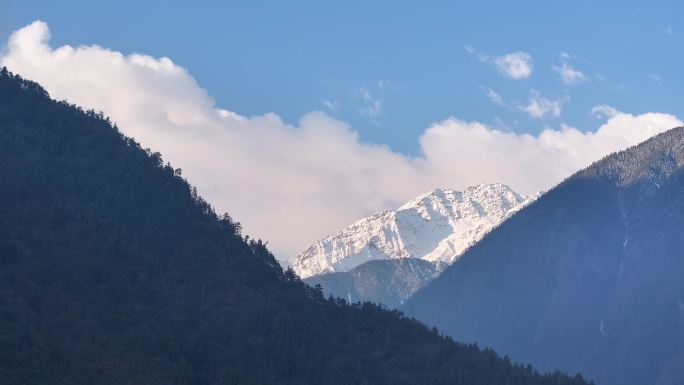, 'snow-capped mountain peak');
291,183,536,278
